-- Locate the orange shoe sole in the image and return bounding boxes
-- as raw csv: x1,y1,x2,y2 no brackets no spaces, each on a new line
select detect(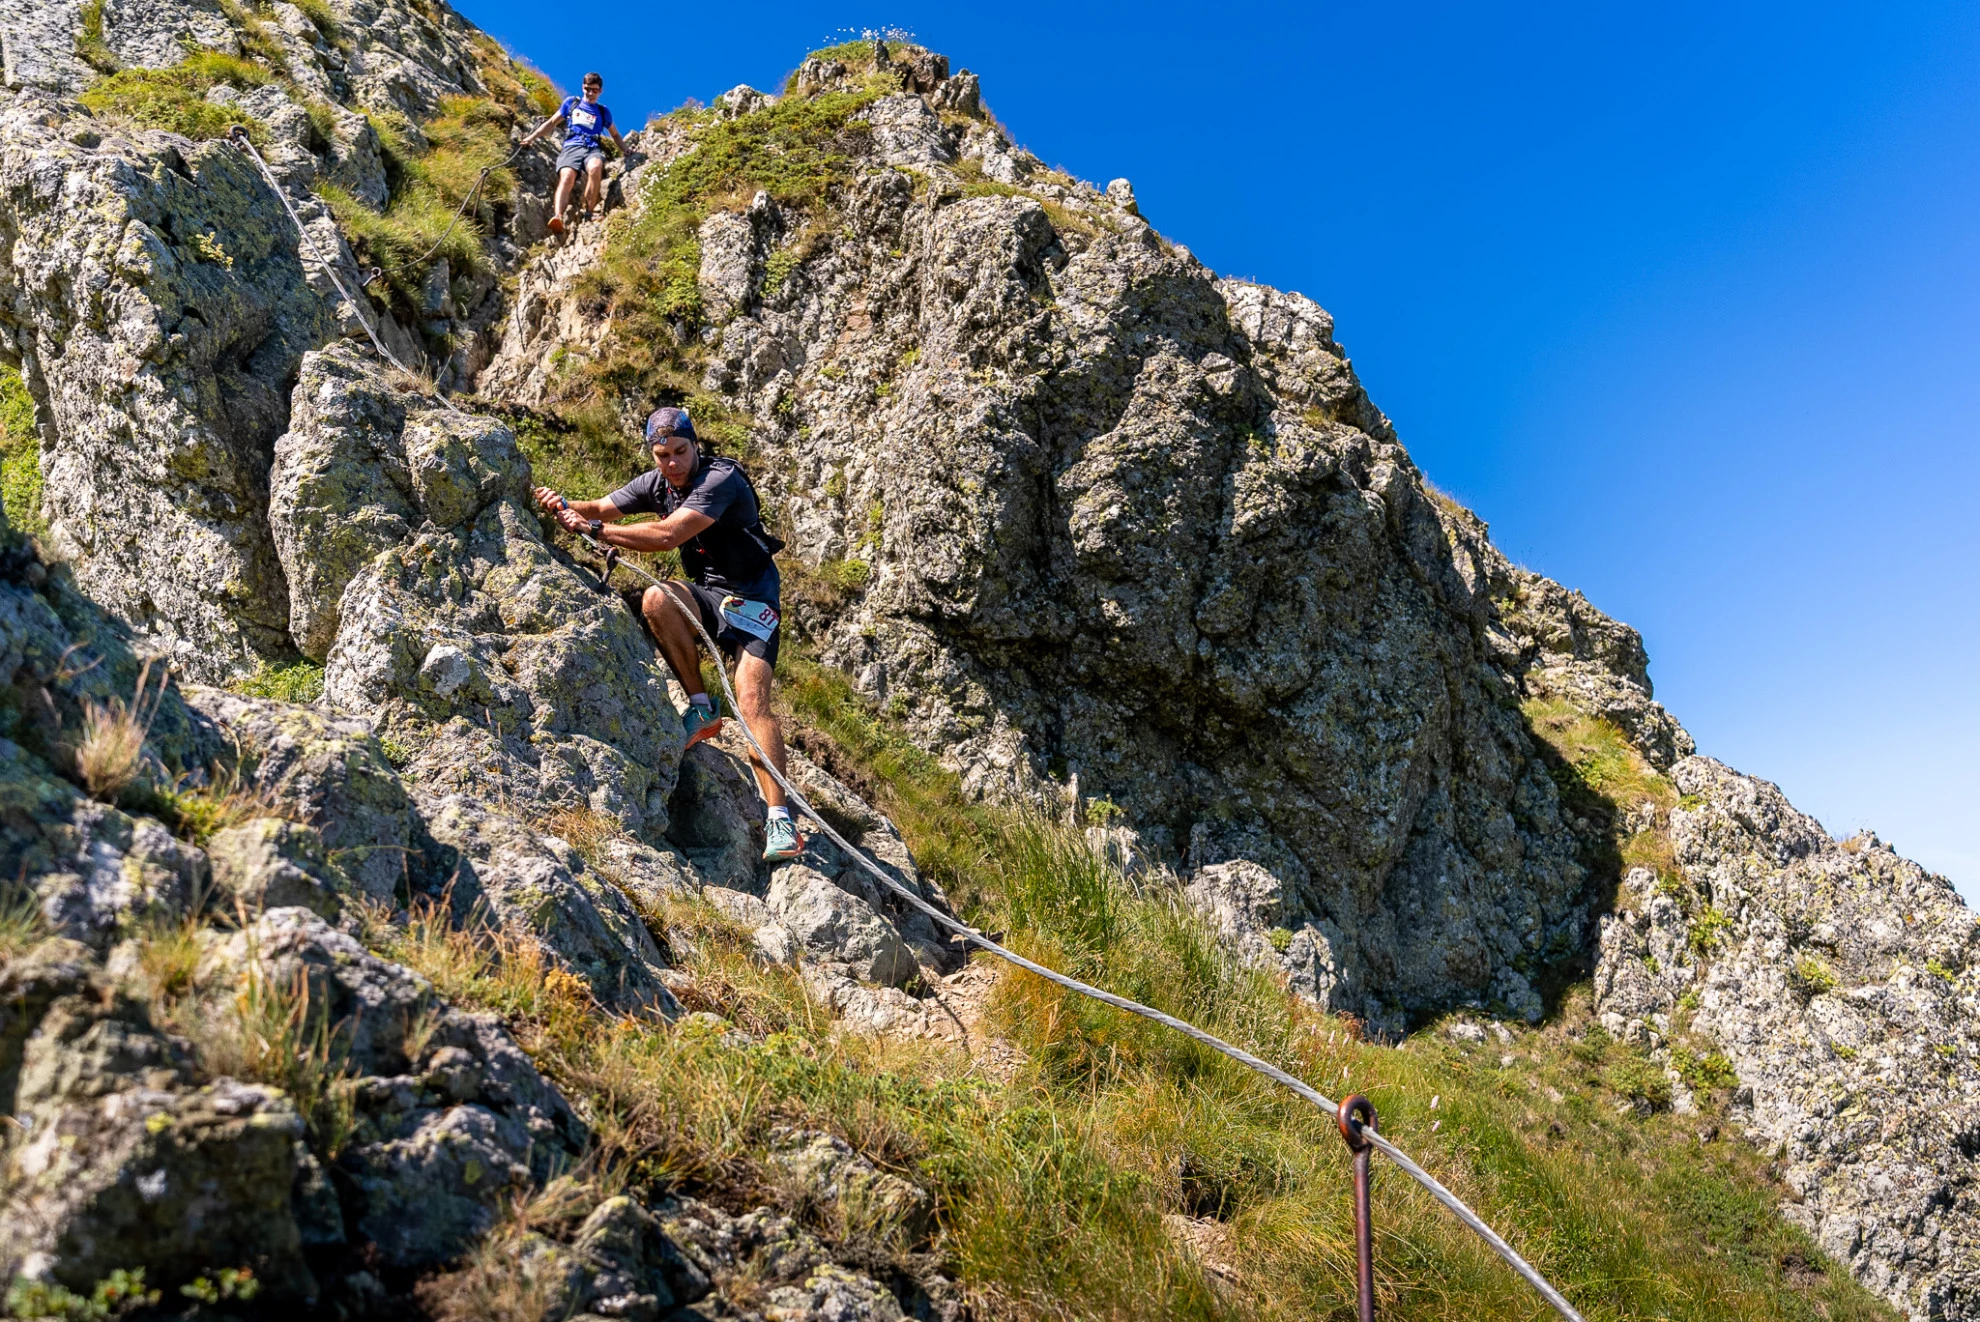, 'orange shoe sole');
764,834,807,863
683,716,725,751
